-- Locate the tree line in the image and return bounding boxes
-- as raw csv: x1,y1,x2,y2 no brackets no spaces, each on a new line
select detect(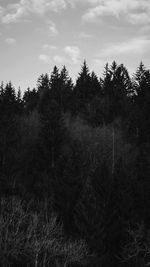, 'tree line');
0,61,150,266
